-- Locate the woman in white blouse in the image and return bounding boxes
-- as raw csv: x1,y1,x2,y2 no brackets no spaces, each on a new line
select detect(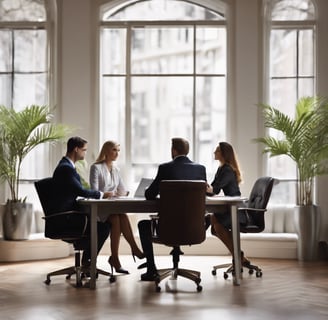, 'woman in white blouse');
90,141,144,274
